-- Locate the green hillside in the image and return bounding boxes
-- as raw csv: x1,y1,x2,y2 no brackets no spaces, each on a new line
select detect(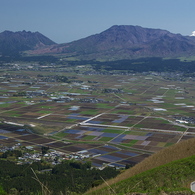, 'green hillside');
87,155,195,195
86,138,195,195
